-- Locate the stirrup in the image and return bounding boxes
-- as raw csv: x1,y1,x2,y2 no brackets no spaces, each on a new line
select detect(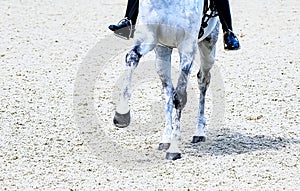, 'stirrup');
114,17,135,40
